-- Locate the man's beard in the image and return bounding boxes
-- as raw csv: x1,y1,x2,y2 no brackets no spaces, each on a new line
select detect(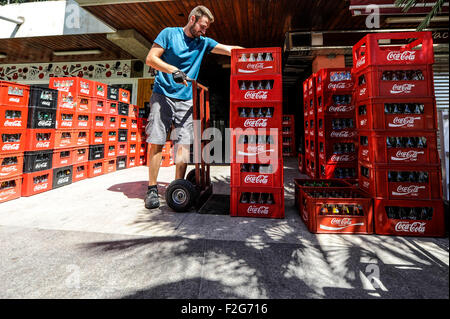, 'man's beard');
190,25,201,38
